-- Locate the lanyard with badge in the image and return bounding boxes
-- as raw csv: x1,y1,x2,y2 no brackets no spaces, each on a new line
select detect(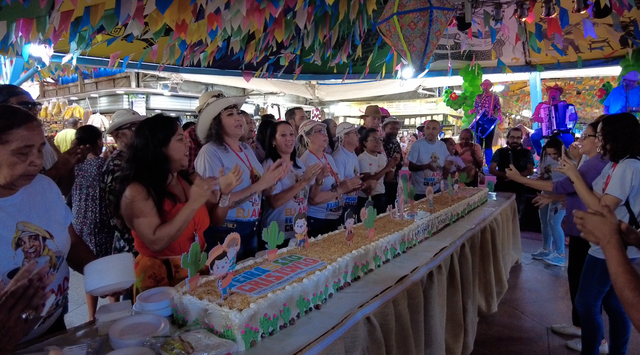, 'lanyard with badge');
226,144,260,184
309,151,343,211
